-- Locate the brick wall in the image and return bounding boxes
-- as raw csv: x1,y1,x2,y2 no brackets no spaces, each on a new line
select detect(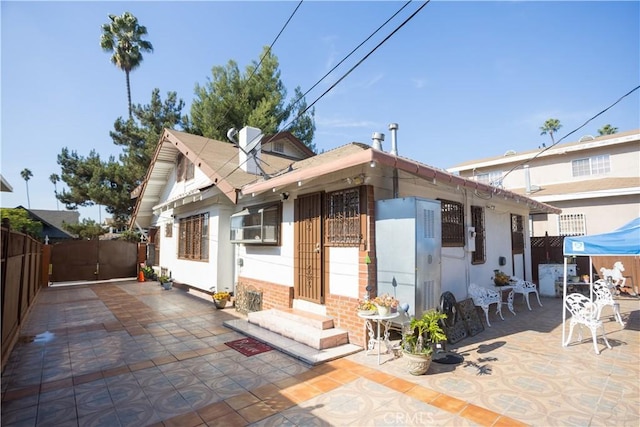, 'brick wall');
237,277,294,310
